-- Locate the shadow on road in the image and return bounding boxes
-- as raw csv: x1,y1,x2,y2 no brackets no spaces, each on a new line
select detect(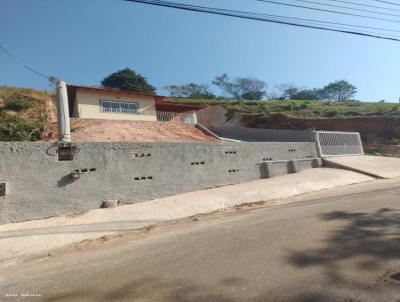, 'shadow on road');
287,207,400,287
39,277,348,302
